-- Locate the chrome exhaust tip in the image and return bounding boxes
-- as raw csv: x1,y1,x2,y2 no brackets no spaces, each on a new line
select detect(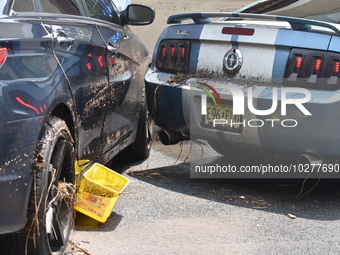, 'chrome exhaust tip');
157,129,186,145
298,153,322,165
